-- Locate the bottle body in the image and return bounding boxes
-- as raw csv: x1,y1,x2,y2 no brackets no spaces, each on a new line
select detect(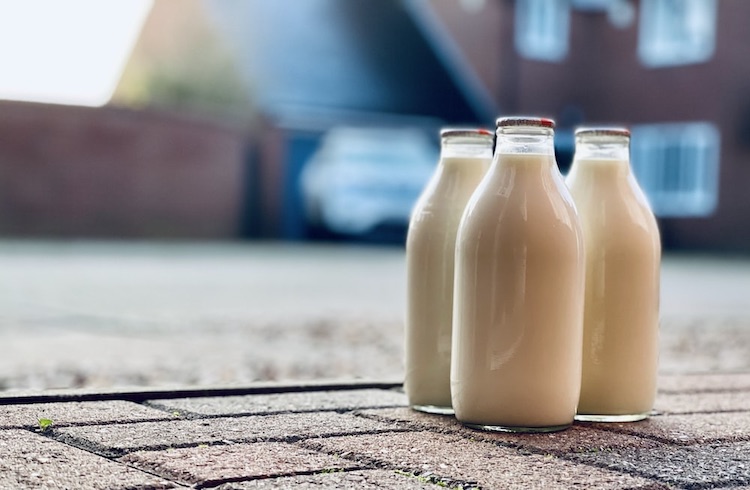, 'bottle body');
566,128,661,421
451,118,585,432
405,129,493,414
